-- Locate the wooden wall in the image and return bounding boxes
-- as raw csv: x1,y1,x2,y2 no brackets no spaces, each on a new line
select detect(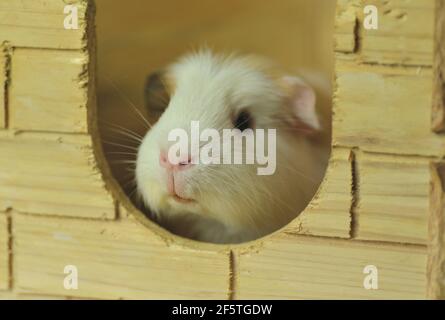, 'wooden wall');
0,0,119,298
0,0,444,299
